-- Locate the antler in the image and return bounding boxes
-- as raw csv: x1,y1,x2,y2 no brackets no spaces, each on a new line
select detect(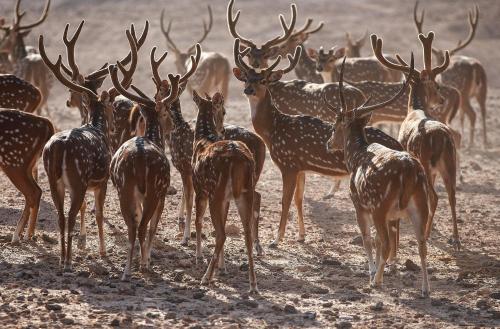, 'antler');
346,31,368,46
38,34,98,100
15,0,50,30
109,64,155,109
62,21,84,80
109,28,140,98
160,74,181,106
150,47,169,88
413,0,424,34
160,9,181,53
418,32,450,77
450,4,479,55
227,0,256,48
280,46,302,74
371,34,418,75
180,43,201,86
261,3,297,49
187,6,212,53
233,39,252,72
